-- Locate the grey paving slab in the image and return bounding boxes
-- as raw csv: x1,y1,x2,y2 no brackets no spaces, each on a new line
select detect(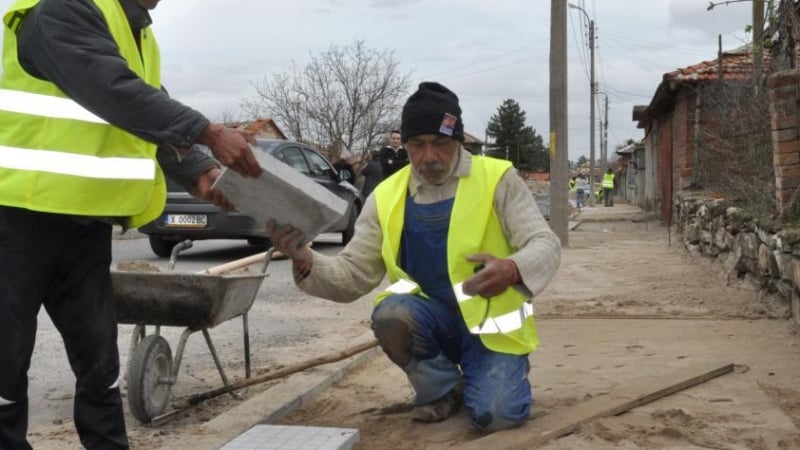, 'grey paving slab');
212,150,347,243
219,424,358,450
